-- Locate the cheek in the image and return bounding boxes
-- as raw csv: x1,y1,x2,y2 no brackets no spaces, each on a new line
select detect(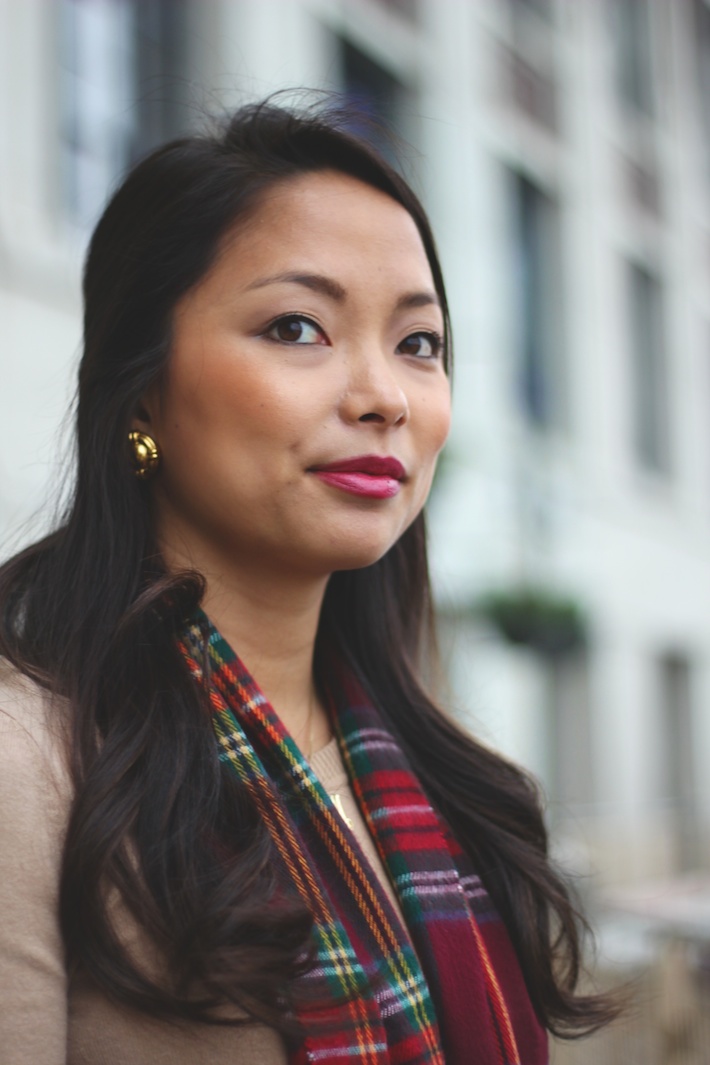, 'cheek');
164,356,308,455
406,391,451,510
417,387,452,459
433,403,452,452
